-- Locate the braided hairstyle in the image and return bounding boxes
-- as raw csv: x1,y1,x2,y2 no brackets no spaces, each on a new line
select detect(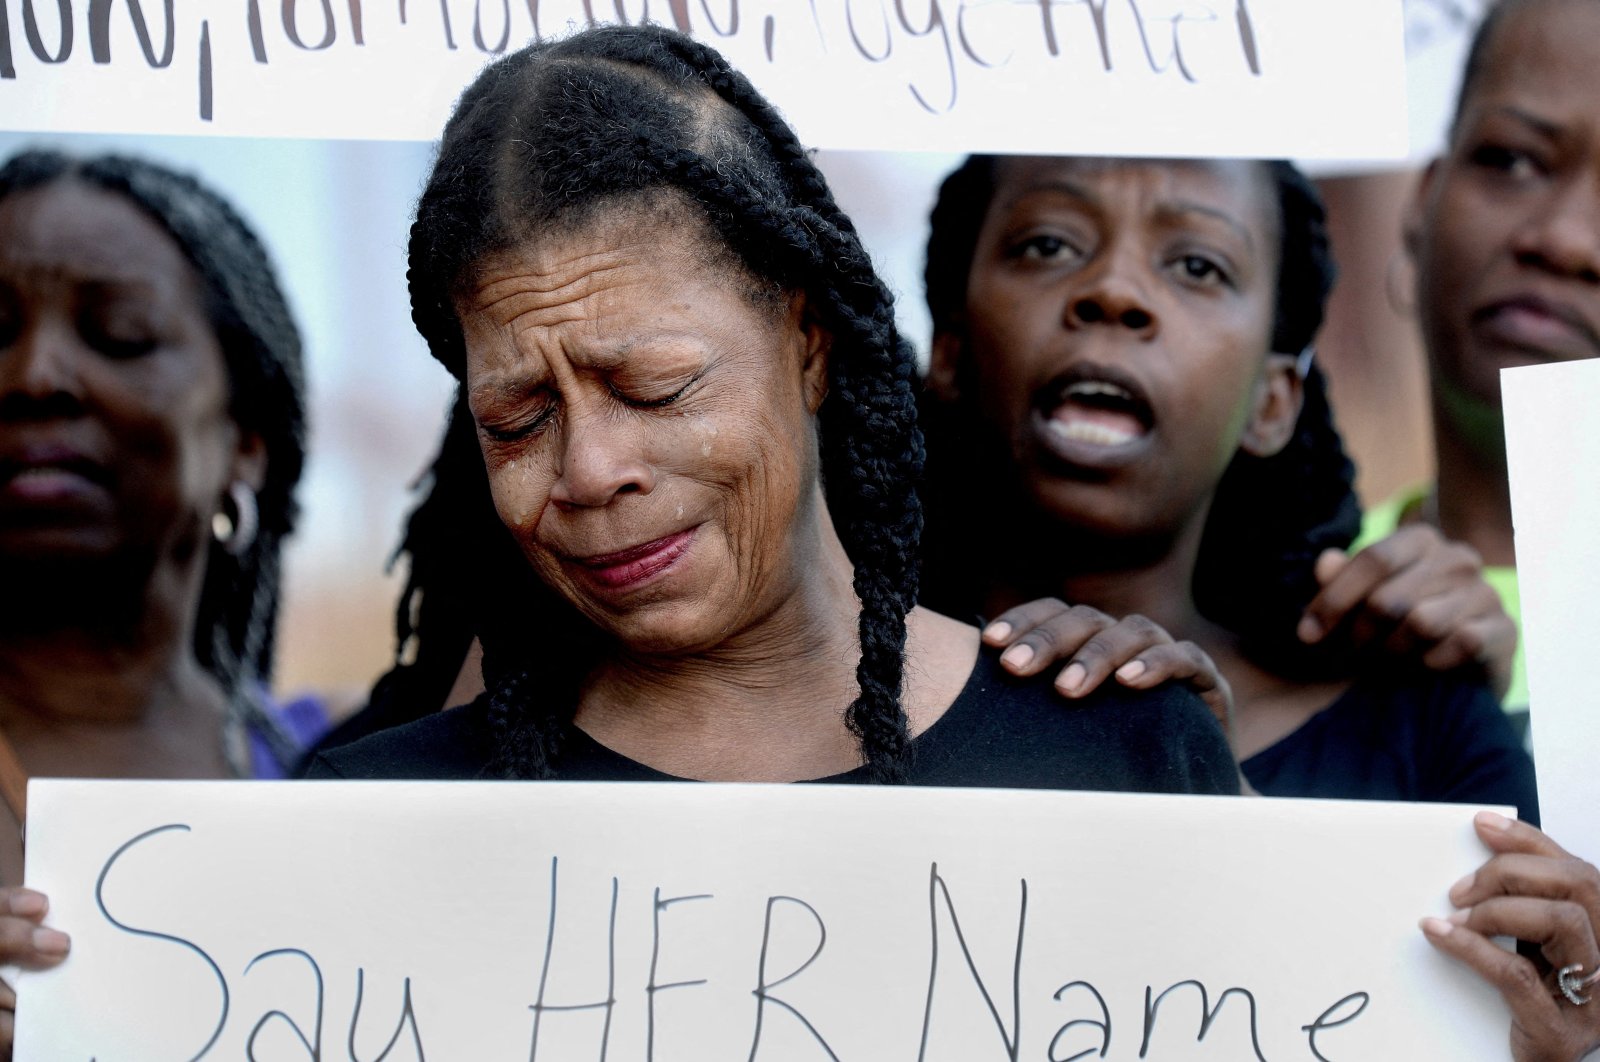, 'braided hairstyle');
405,25,925,781
921,155,1360,670
0,150,309,769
